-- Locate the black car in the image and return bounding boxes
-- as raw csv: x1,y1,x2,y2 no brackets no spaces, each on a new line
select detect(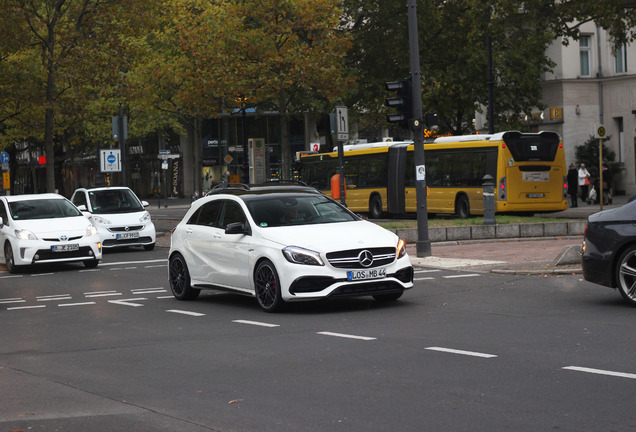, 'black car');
582,200,636,305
